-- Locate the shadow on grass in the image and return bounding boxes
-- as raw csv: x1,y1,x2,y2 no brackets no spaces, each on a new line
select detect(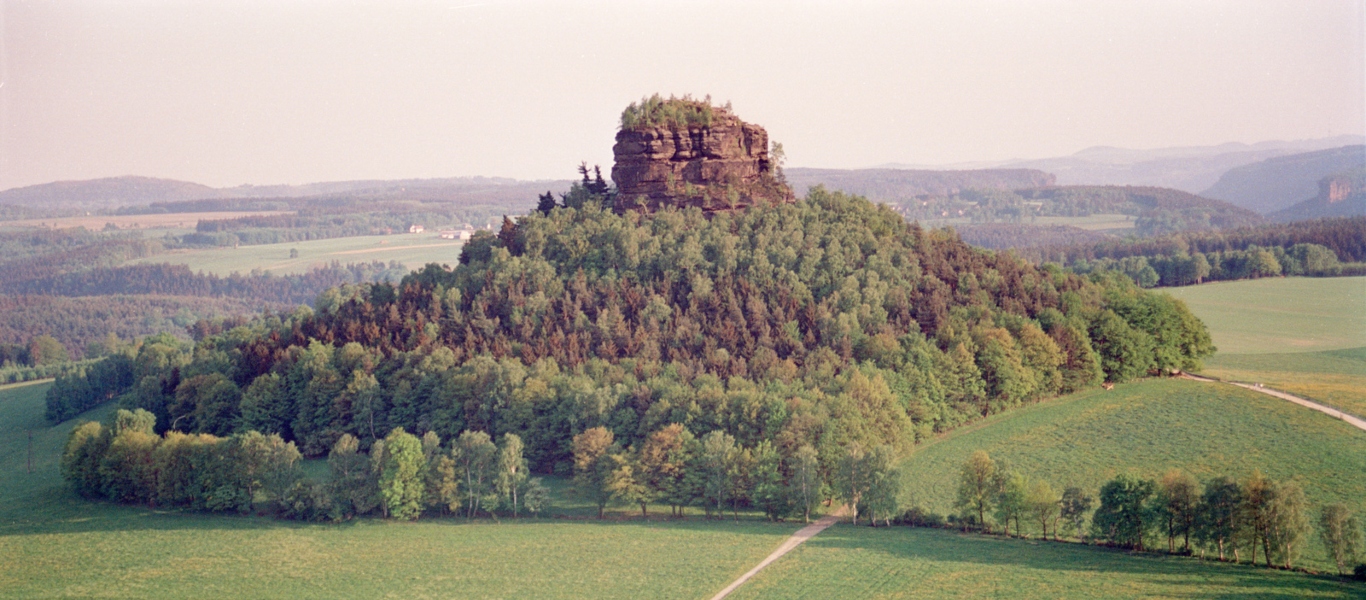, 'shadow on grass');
0,483,802,540
807,525,1363,599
